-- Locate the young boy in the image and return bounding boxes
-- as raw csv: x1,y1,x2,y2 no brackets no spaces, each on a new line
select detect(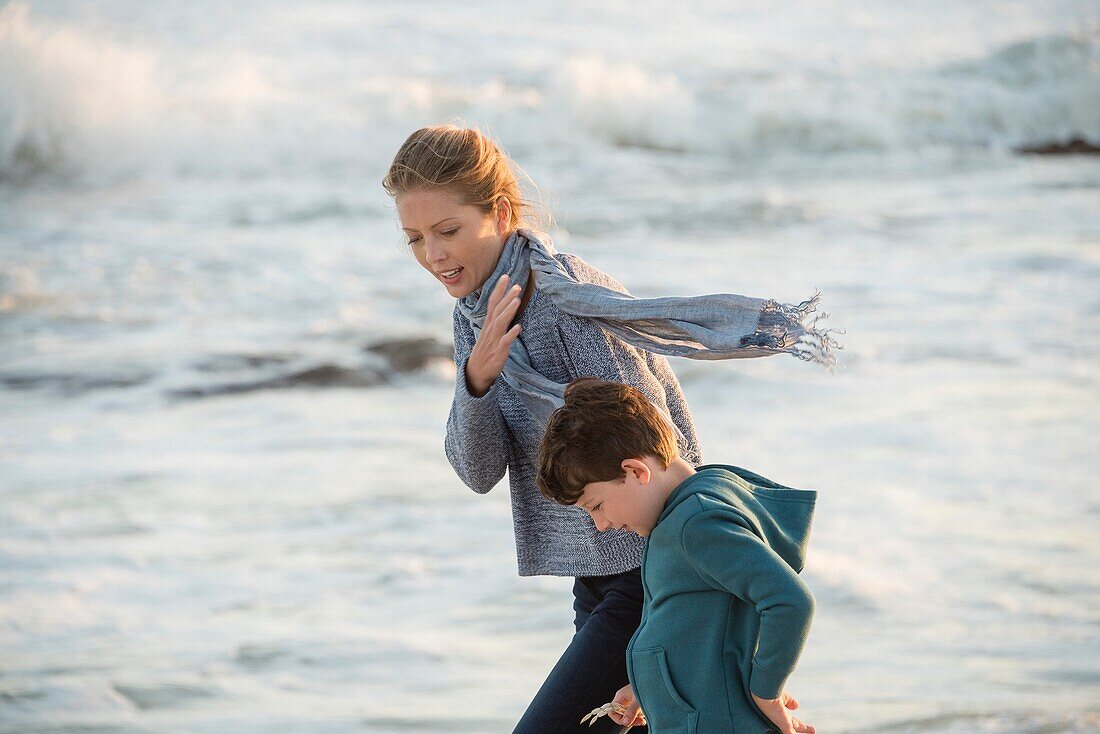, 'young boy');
537,377,817,734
